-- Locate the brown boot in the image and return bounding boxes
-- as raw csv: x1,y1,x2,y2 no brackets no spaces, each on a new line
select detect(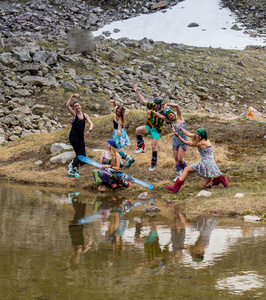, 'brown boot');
212,175,229,187
166,178,184,193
